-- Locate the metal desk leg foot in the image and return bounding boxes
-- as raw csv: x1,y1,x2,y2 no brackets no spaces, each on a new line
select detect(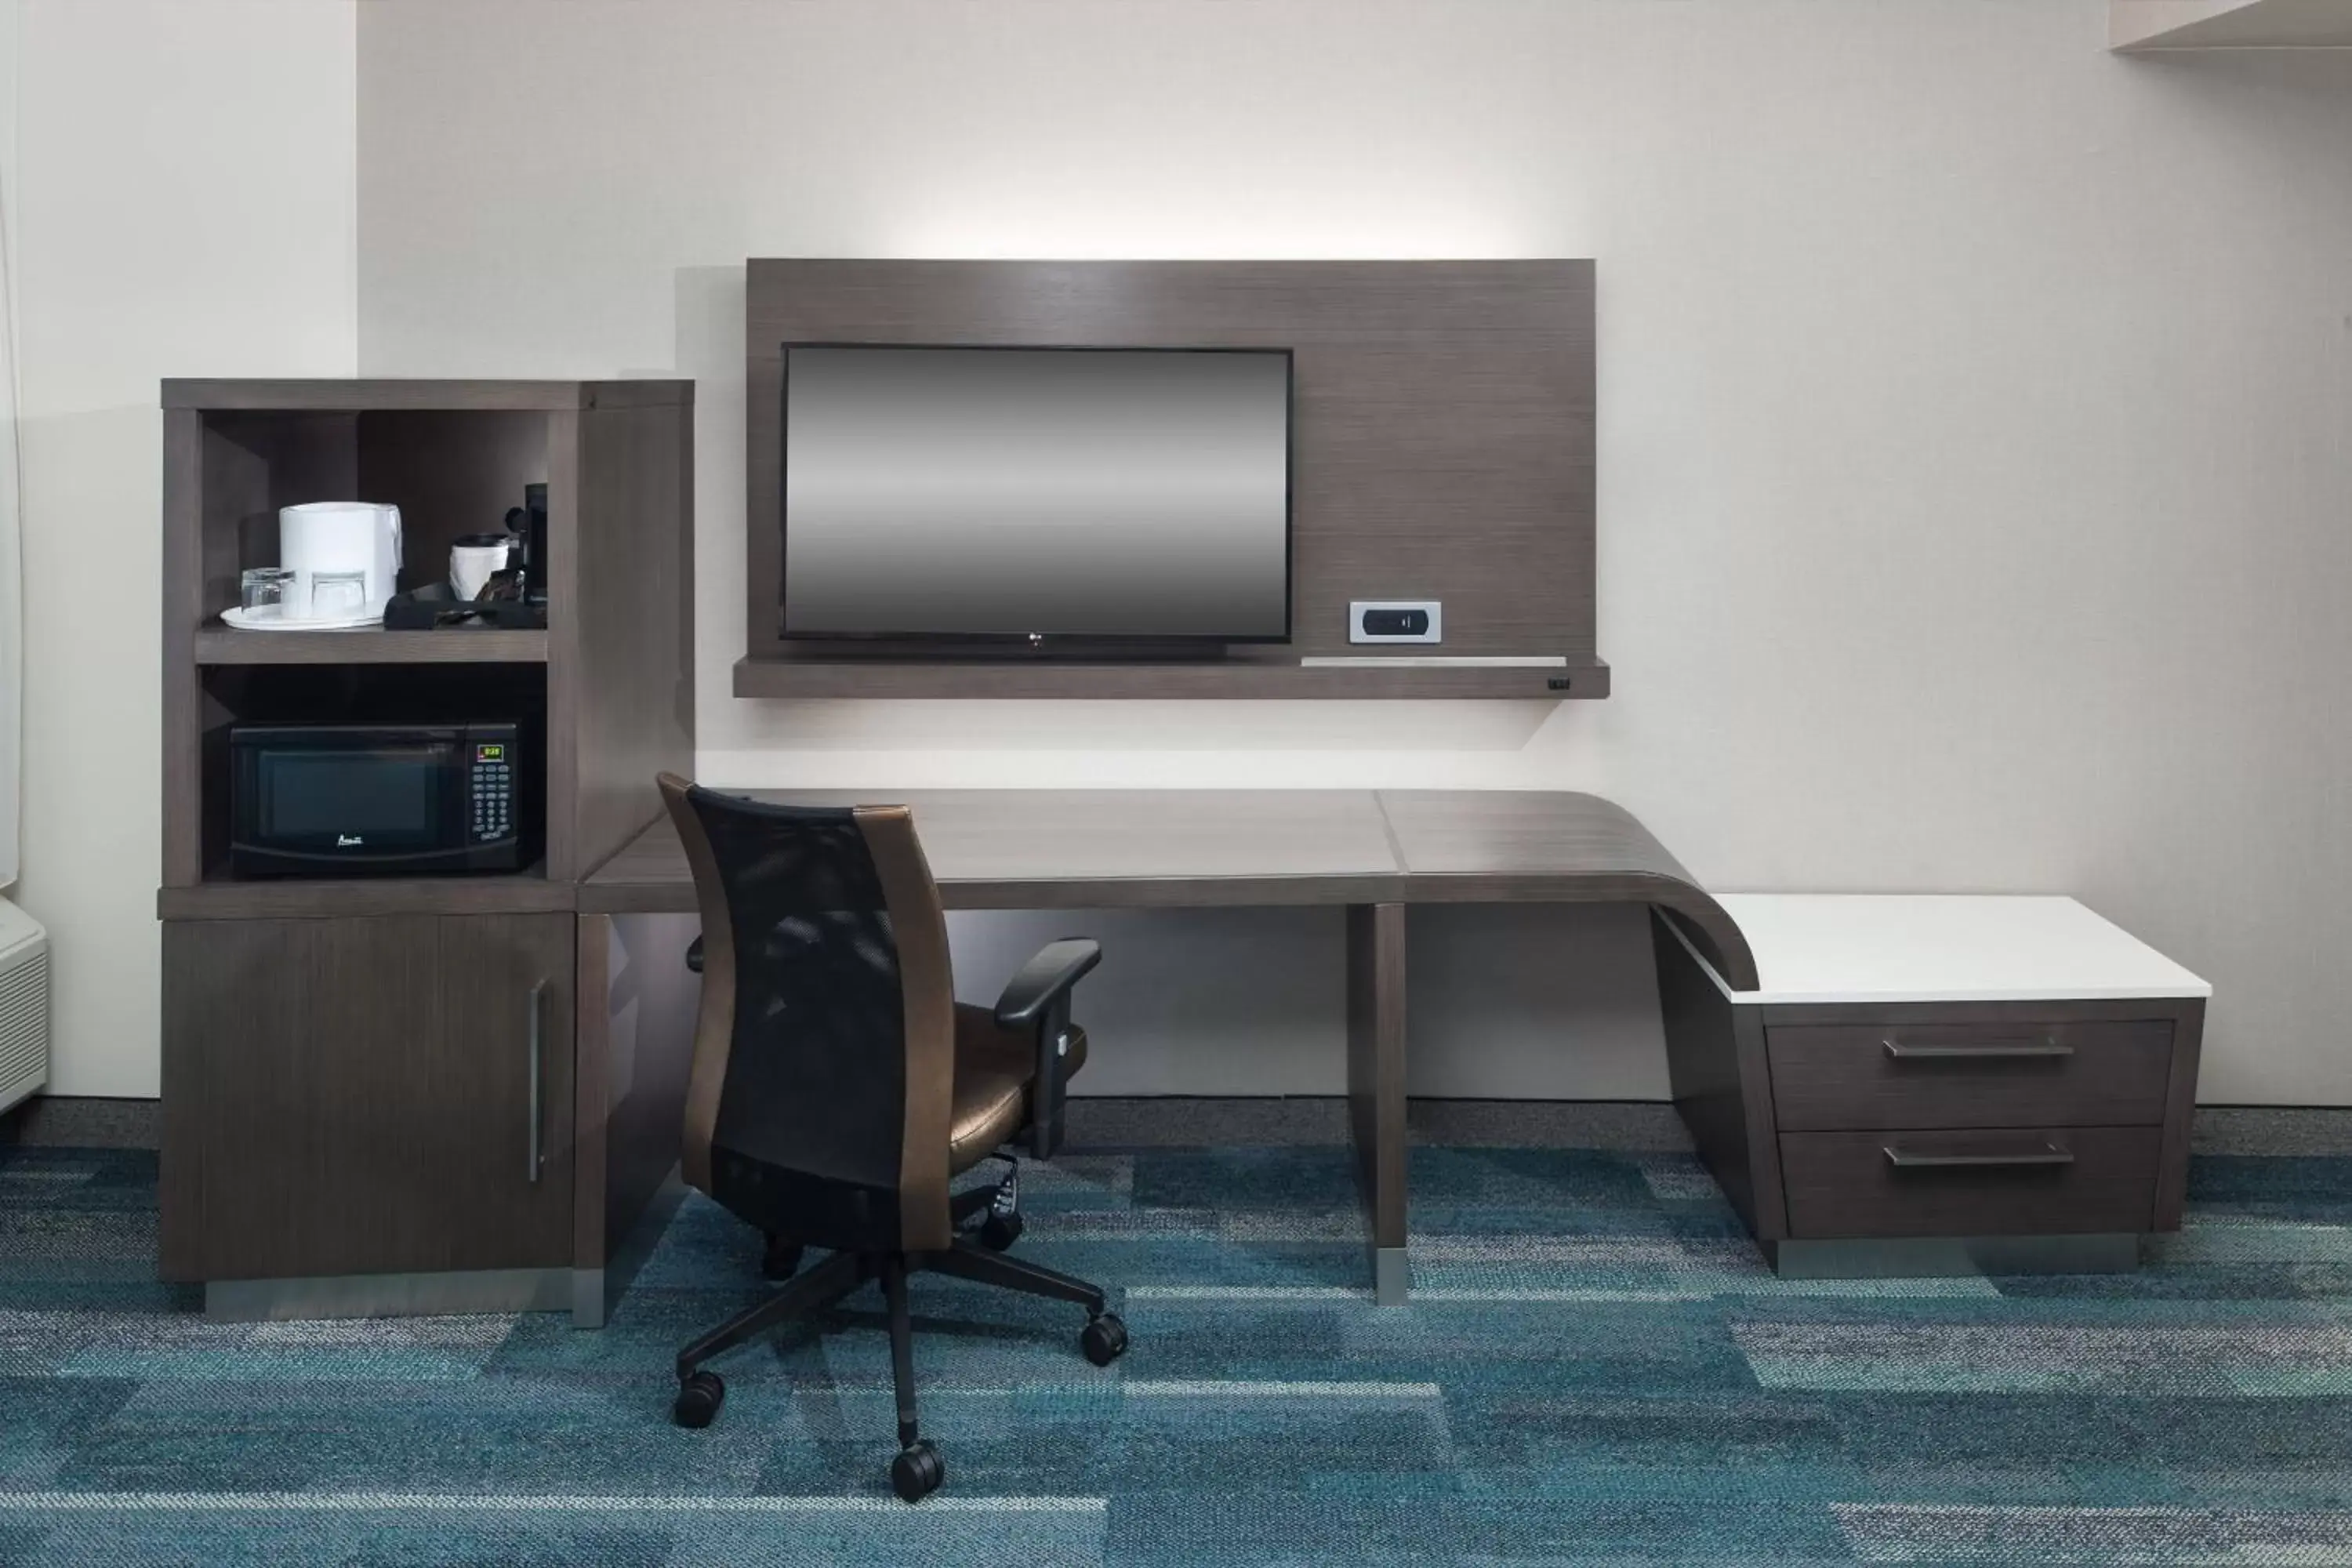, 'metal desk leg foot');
1372,1247,1411,1306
